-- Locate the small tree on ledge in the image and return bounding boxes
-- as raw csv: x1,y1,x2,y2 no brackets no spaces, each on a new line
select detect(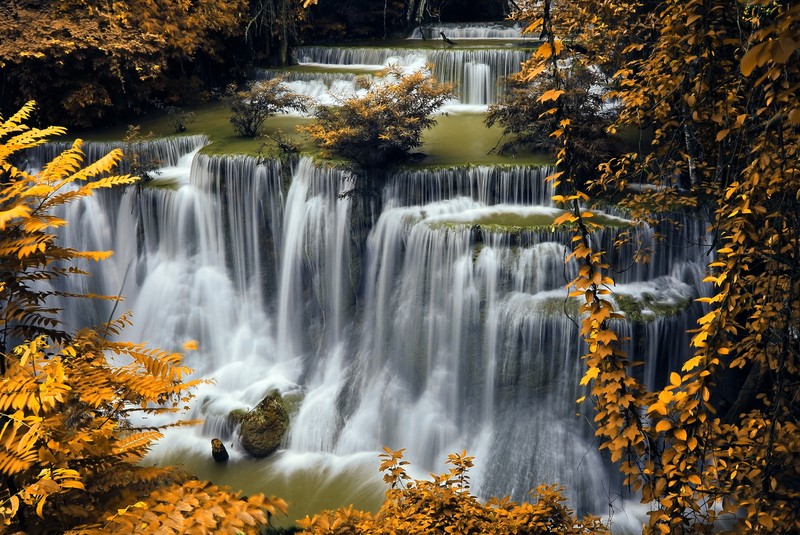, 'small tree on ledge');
228,77,310,137
301,66,454,169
